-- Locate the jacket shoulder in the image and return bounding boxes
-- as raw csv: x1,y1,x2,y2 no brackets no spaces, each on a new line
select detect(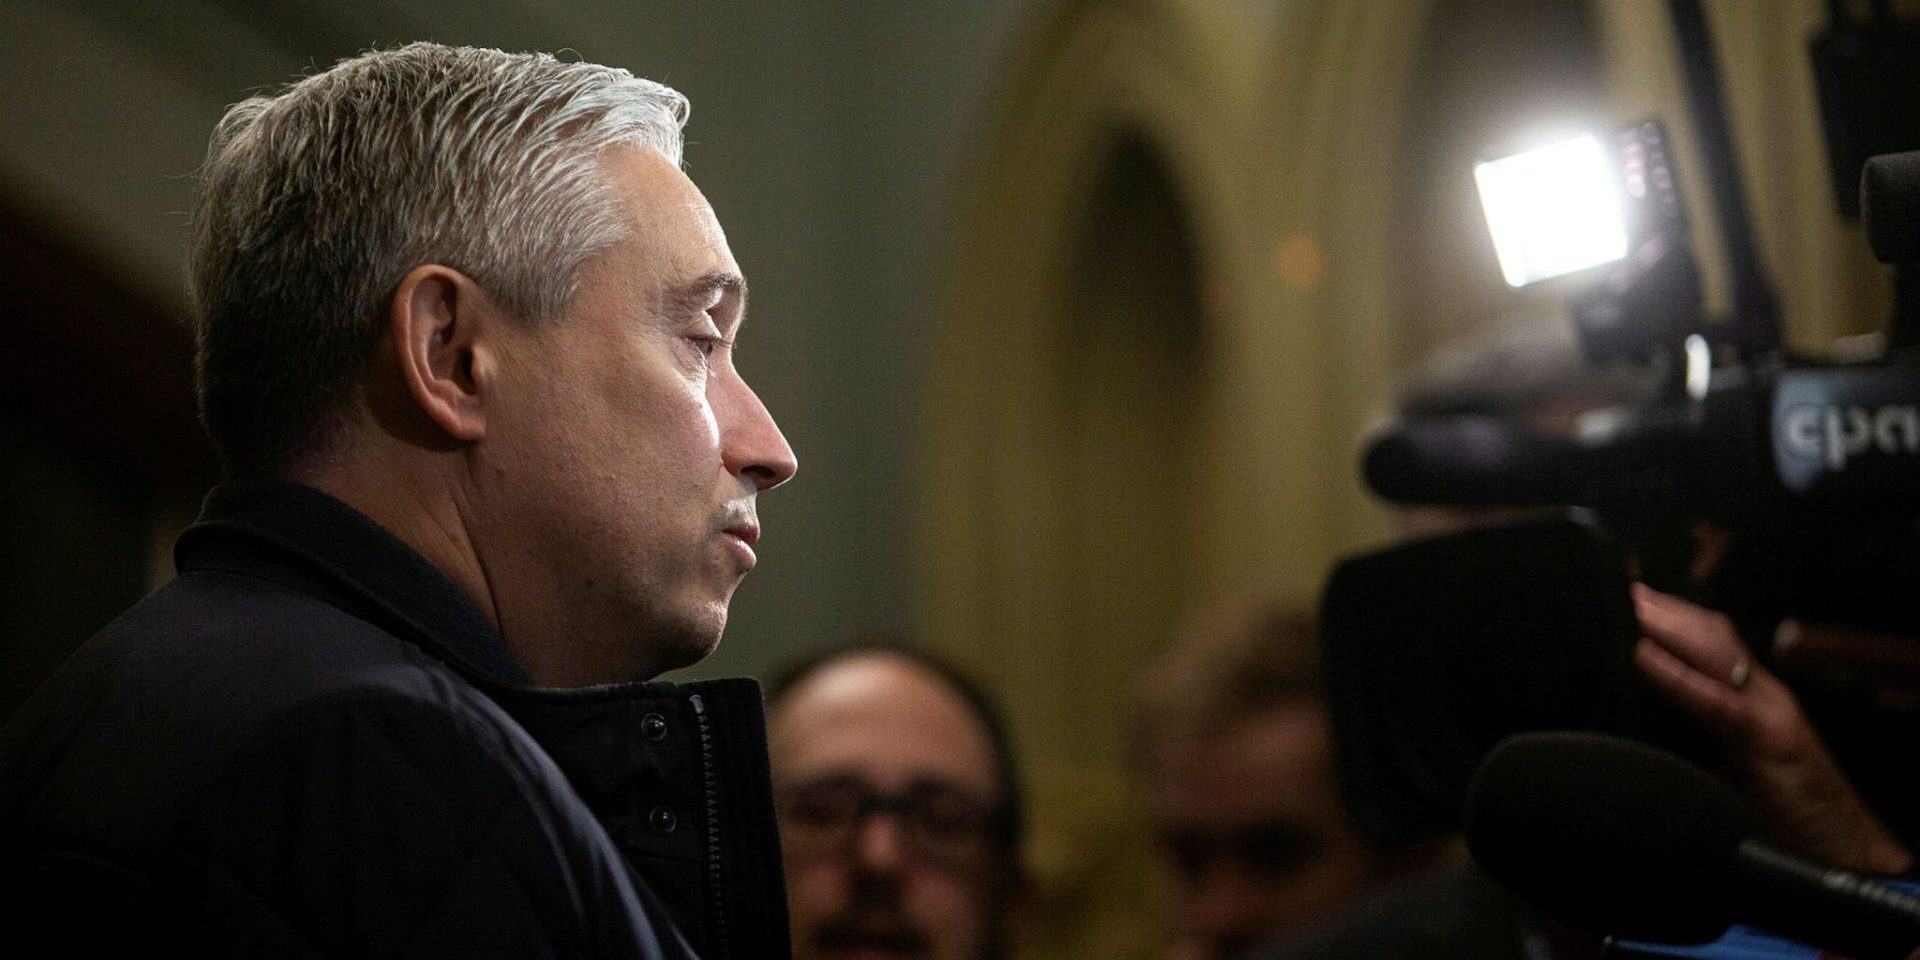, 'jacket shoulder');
168,686,662,957
3,570,679,957
2,568,481,848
